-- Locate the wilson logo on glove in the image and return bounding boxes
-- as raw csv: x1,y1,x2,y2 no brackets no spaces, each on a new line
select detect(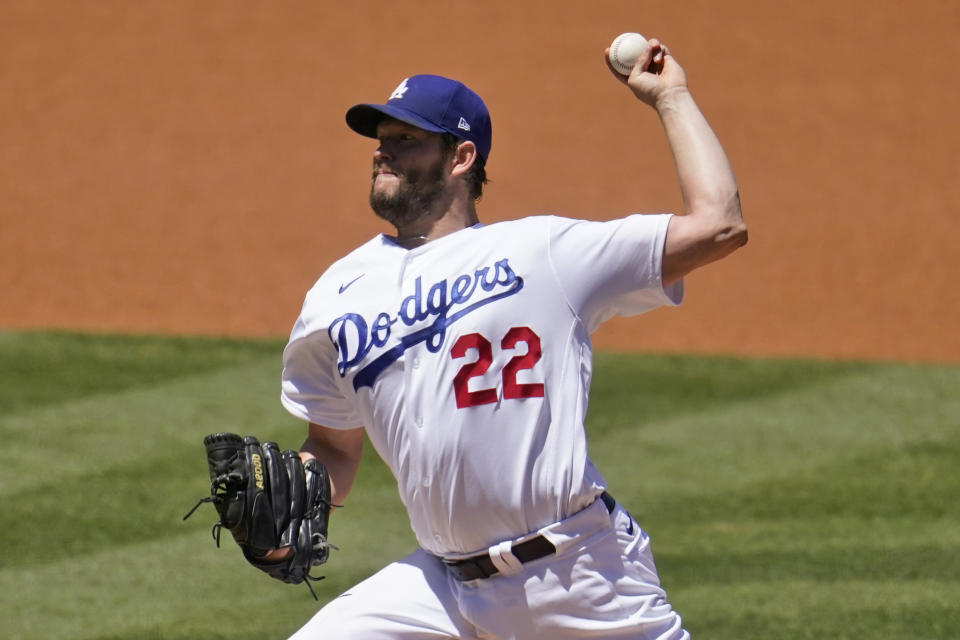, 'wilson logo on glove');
251,453,265,490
